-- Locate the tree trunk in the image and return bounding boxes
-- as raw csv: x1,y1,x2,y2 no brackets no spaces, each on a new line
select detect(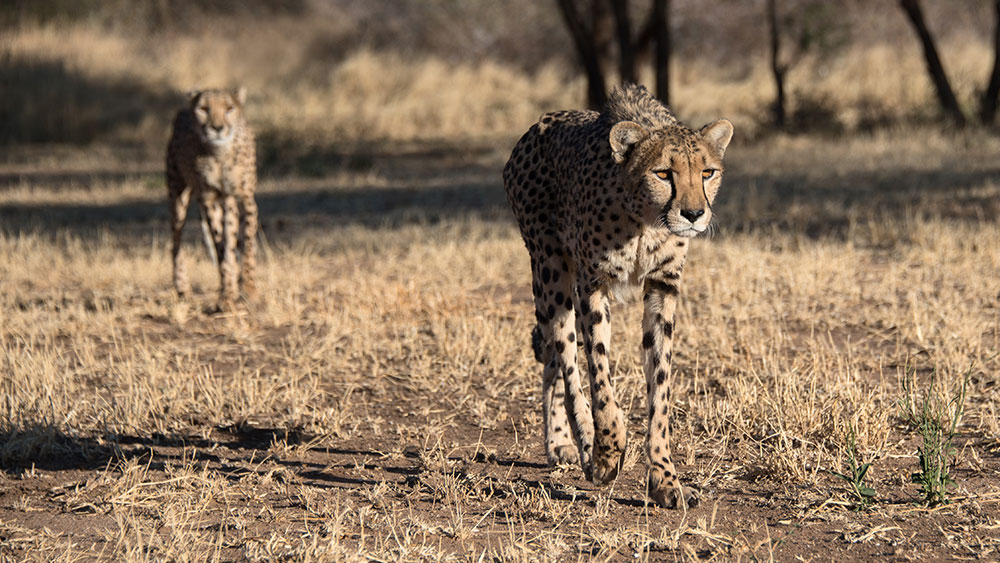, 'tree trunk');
767,0,787,129
651,0,670,105
980,0,1000,124
610,0,636,84
899,0,966,126
591,1,614,87
556,0,609,109
633,11,655,69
